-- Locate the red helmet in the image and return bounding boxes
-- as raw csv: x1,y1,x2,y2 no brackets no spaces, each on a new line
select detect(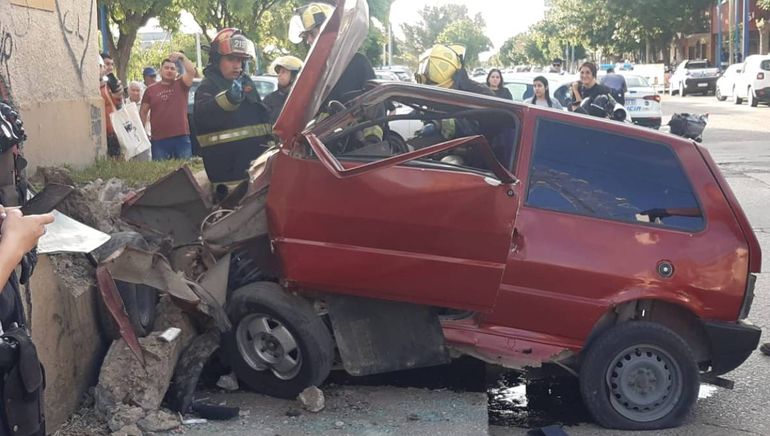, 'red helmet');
210,28,256,60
